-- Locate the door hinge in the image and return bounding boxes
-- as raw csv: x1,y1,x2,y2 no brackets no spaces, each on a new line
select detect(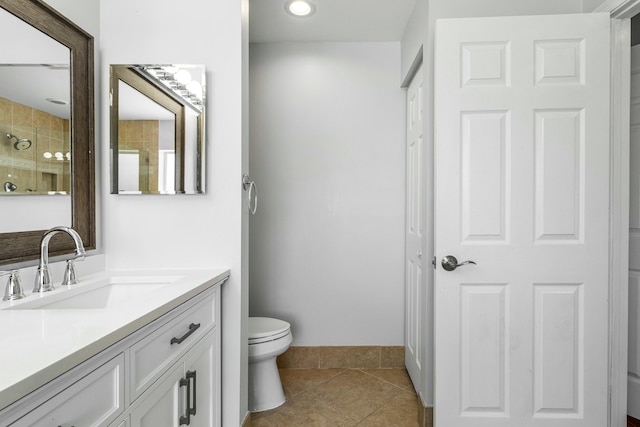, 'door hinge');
432,256,436,269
